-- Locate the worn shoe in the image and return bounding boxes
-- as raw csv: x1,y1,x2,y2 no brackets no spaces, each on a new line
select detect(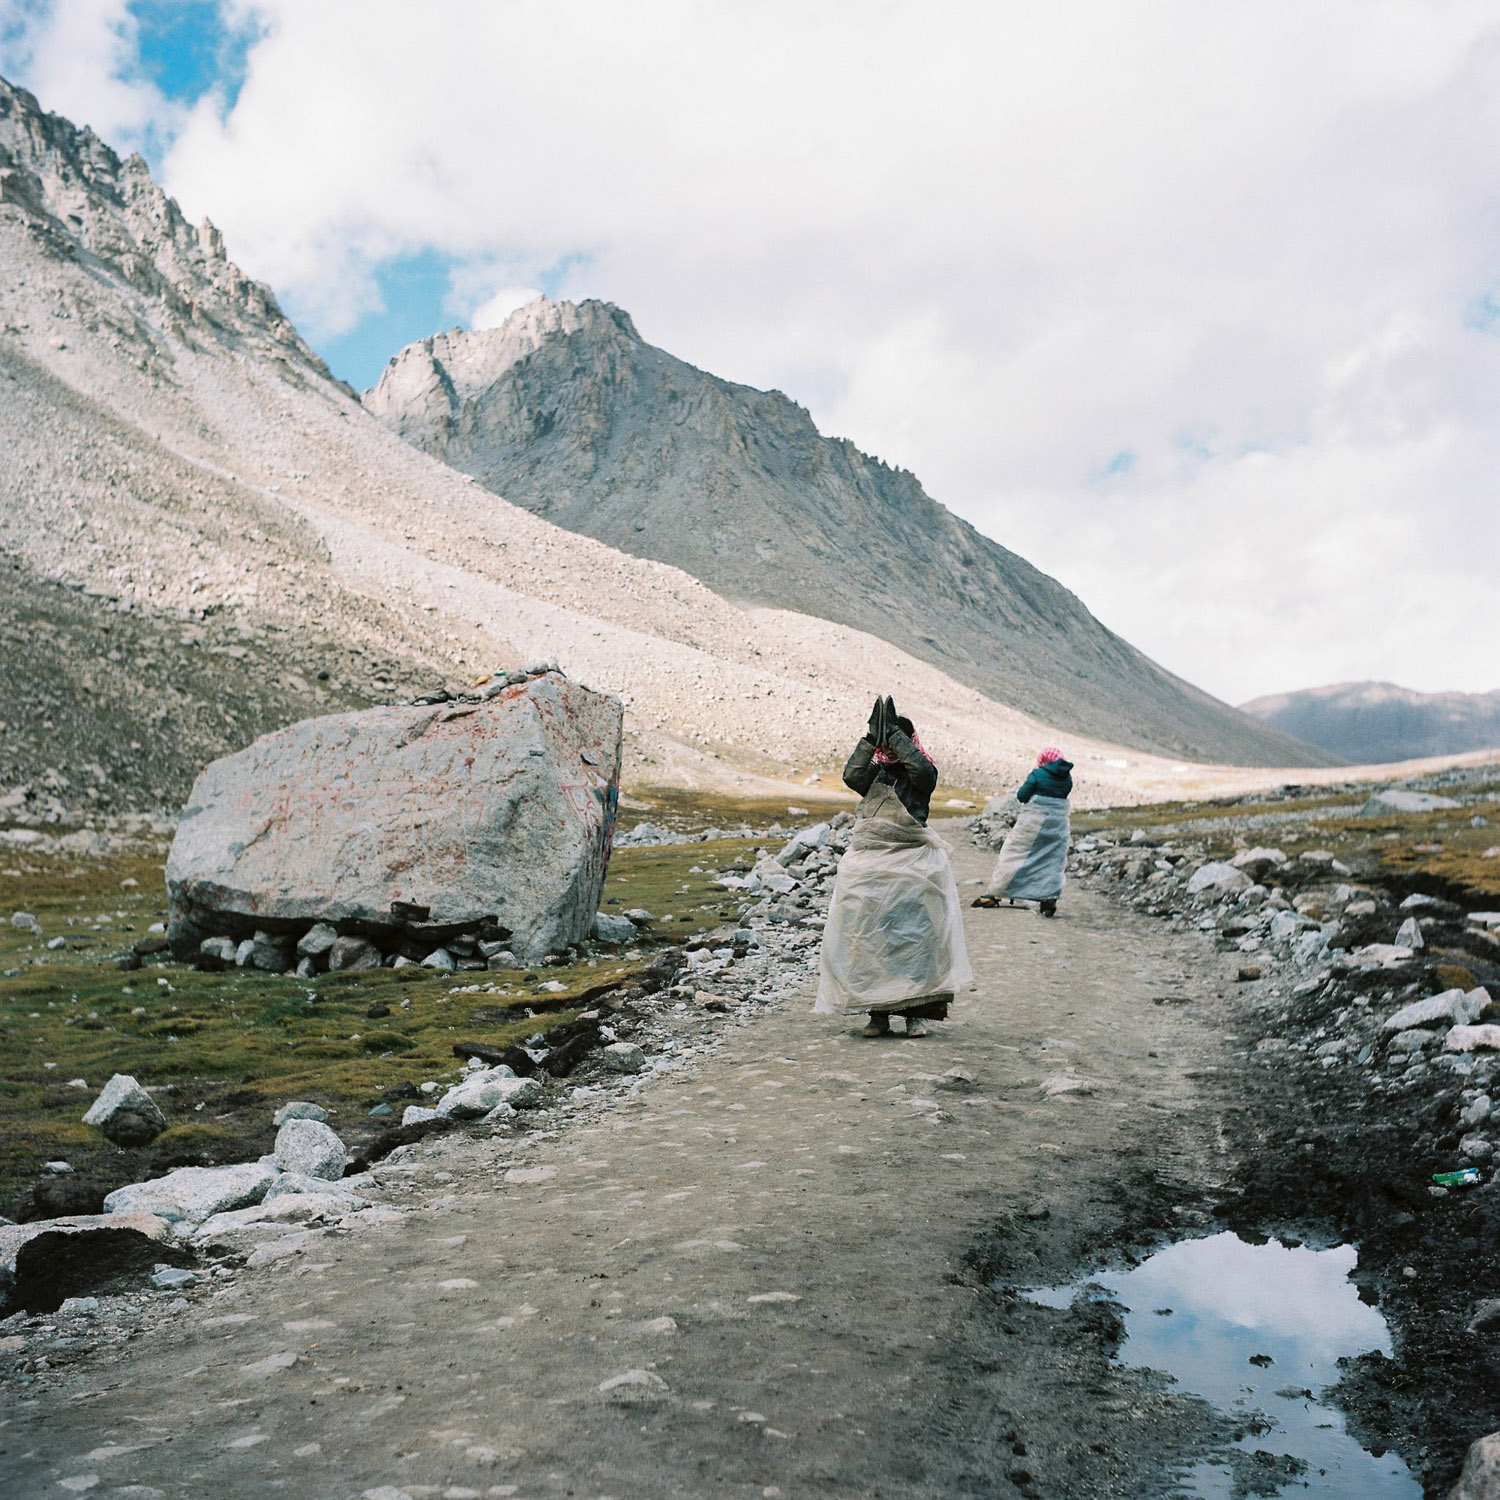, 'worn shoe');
861,1016,891,1038
971,894,1000,908
905,1017,929,1037
1039,899,1057,918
